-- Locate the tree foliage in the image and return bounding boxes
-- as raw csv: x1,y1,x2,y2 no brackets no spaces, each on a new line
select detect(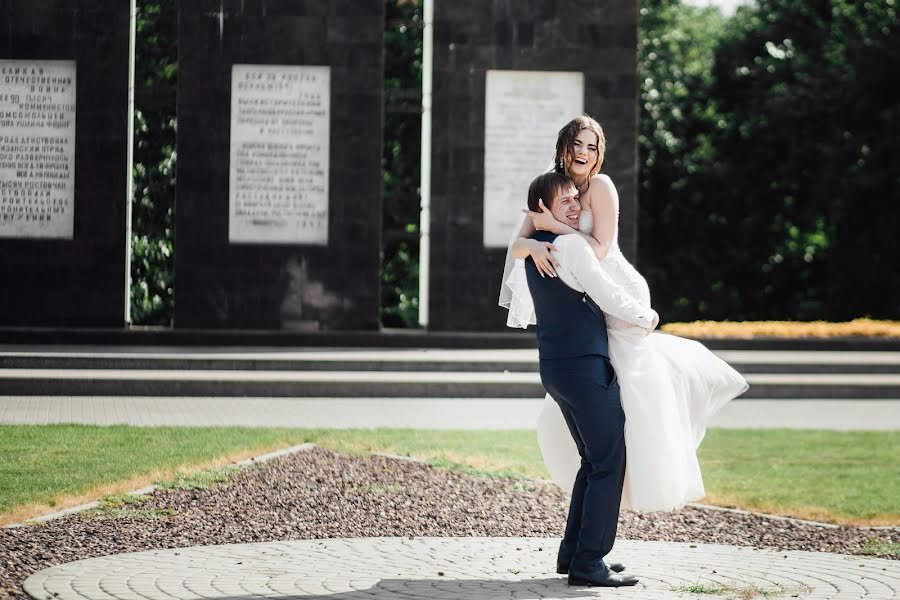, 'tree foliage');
639,0,900,321
131,0,176,325
637,0,729,320
381,1,423,328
